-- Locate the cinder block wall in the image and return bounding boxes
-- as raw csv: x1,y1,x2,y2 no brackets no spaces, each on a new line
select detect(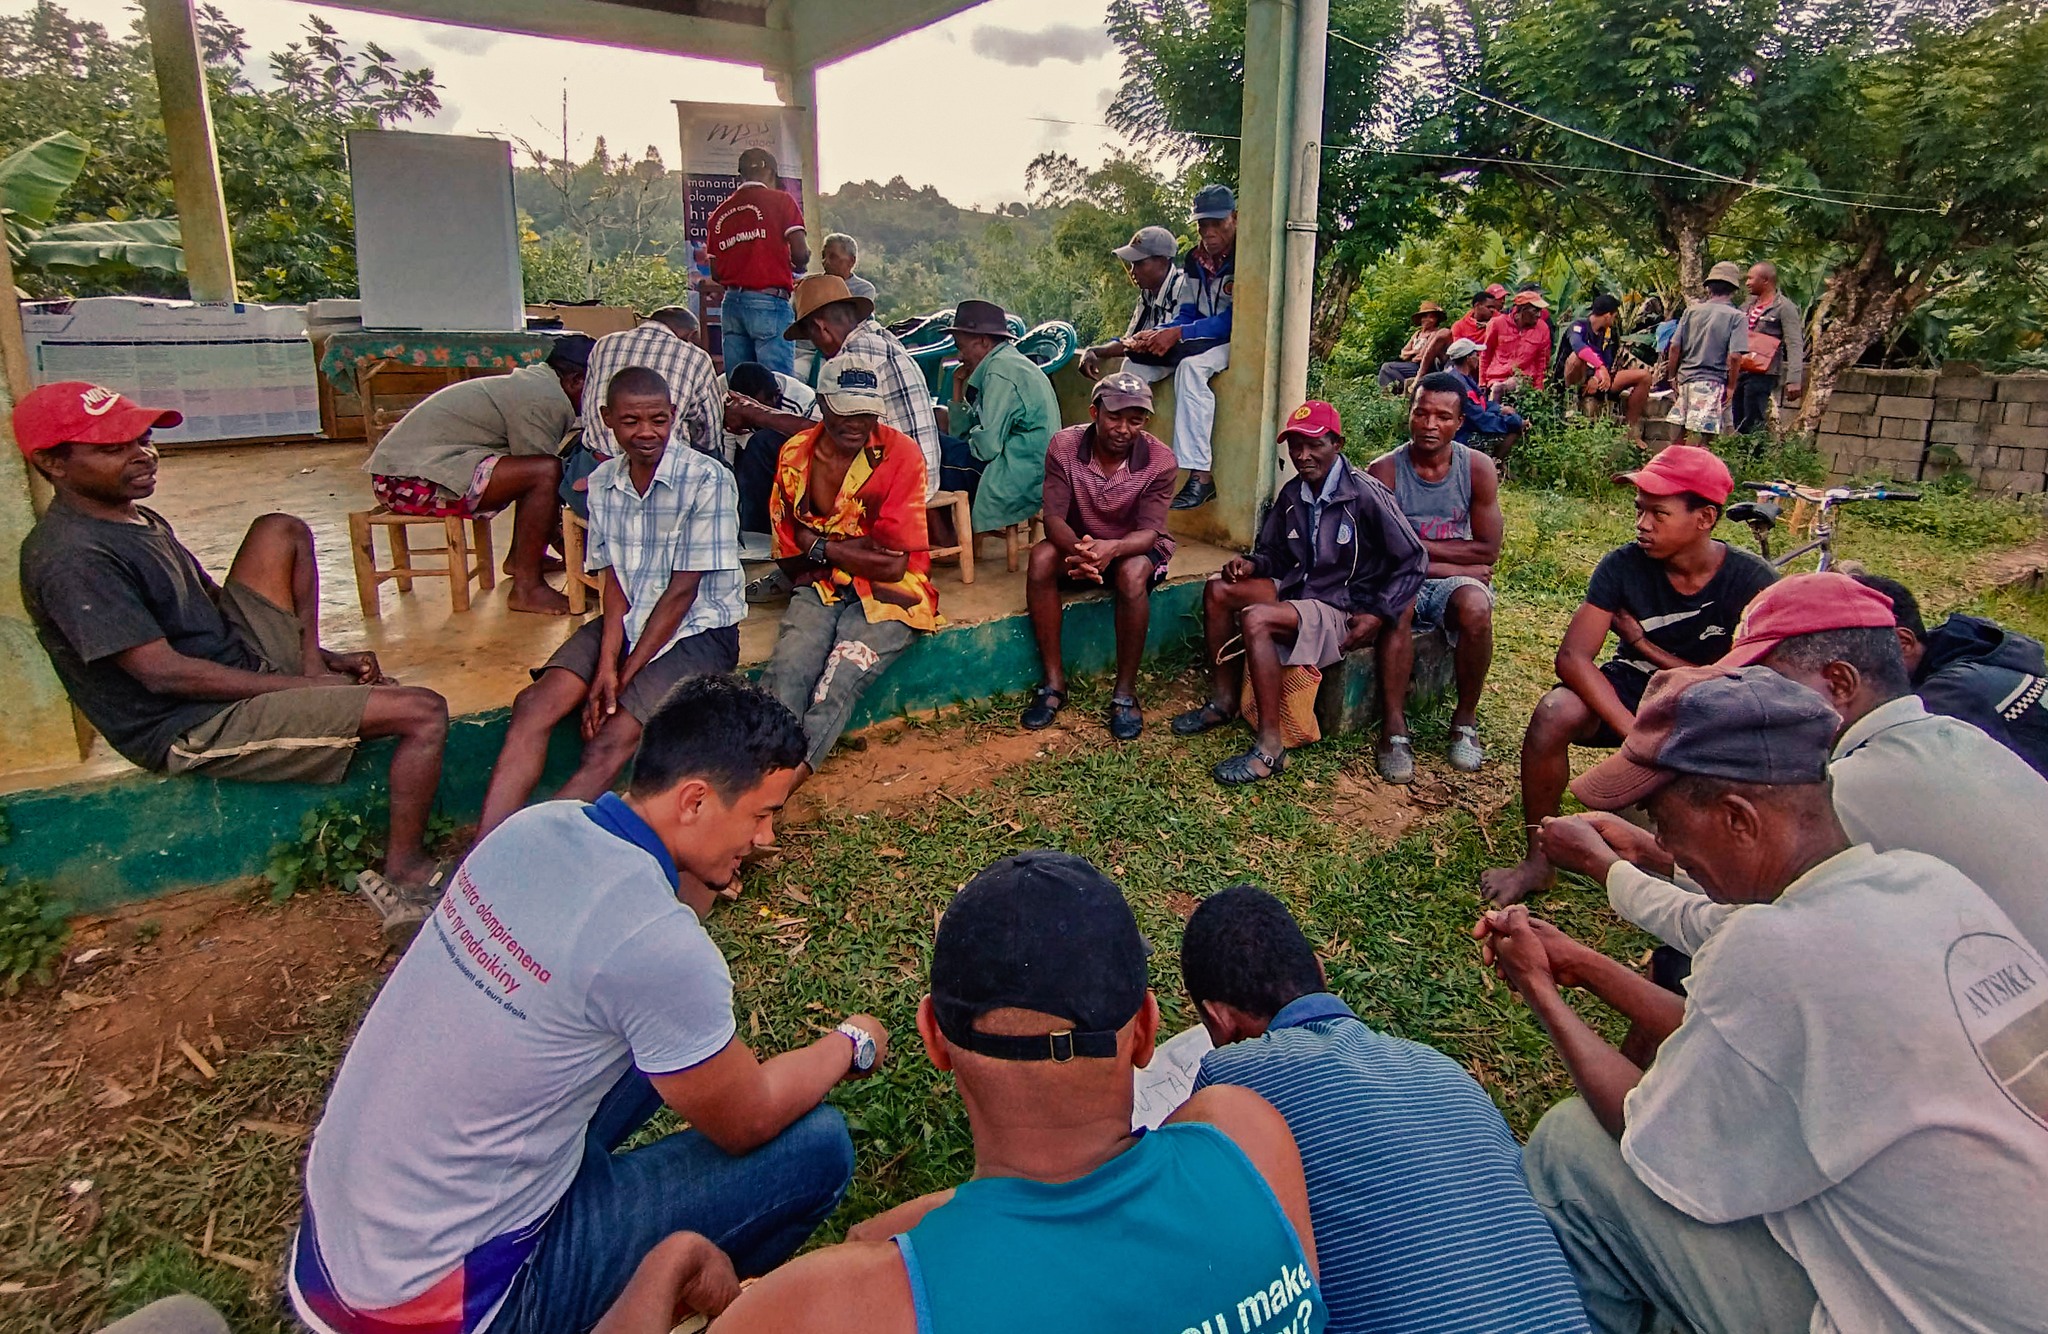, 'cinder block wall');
1816,368,2048,494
